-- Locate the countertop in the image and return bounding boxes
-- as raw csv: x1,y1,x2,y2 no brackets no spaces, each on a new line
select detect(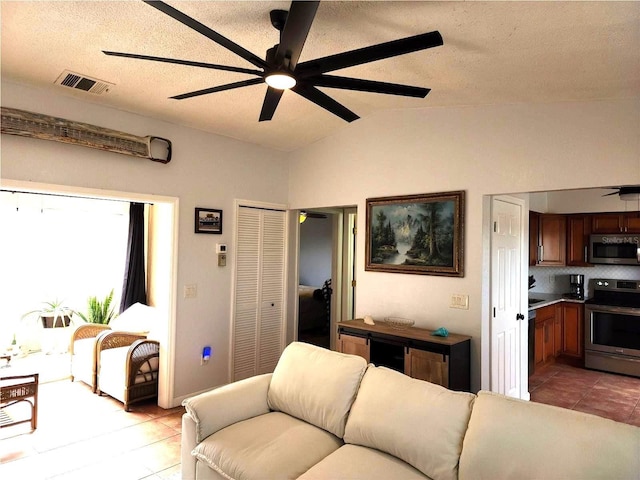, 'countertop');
528,292,586,311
